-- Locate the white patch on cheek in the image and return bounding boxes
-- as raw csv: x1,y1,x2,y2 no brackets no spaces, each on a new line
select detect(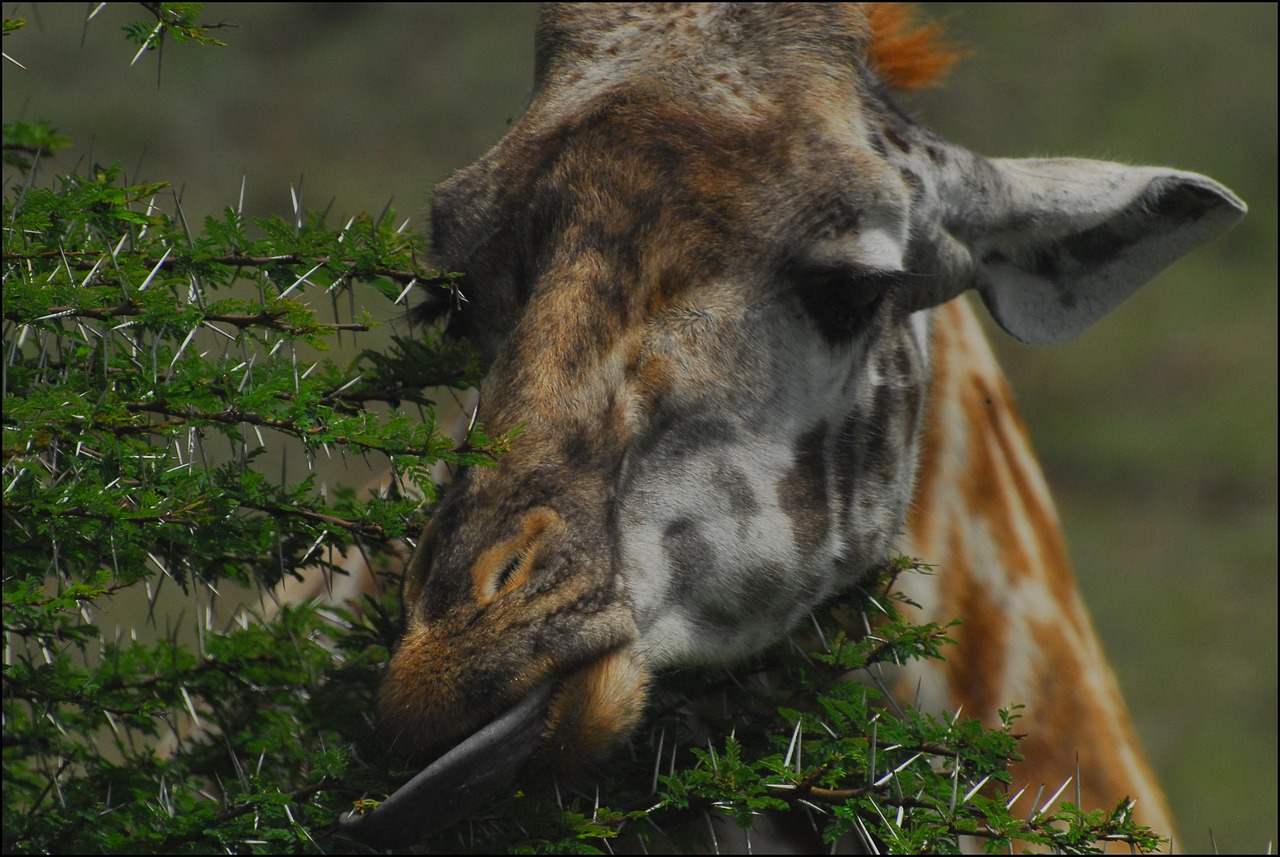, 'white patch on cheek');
855,225,908,271
910,309,933,357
